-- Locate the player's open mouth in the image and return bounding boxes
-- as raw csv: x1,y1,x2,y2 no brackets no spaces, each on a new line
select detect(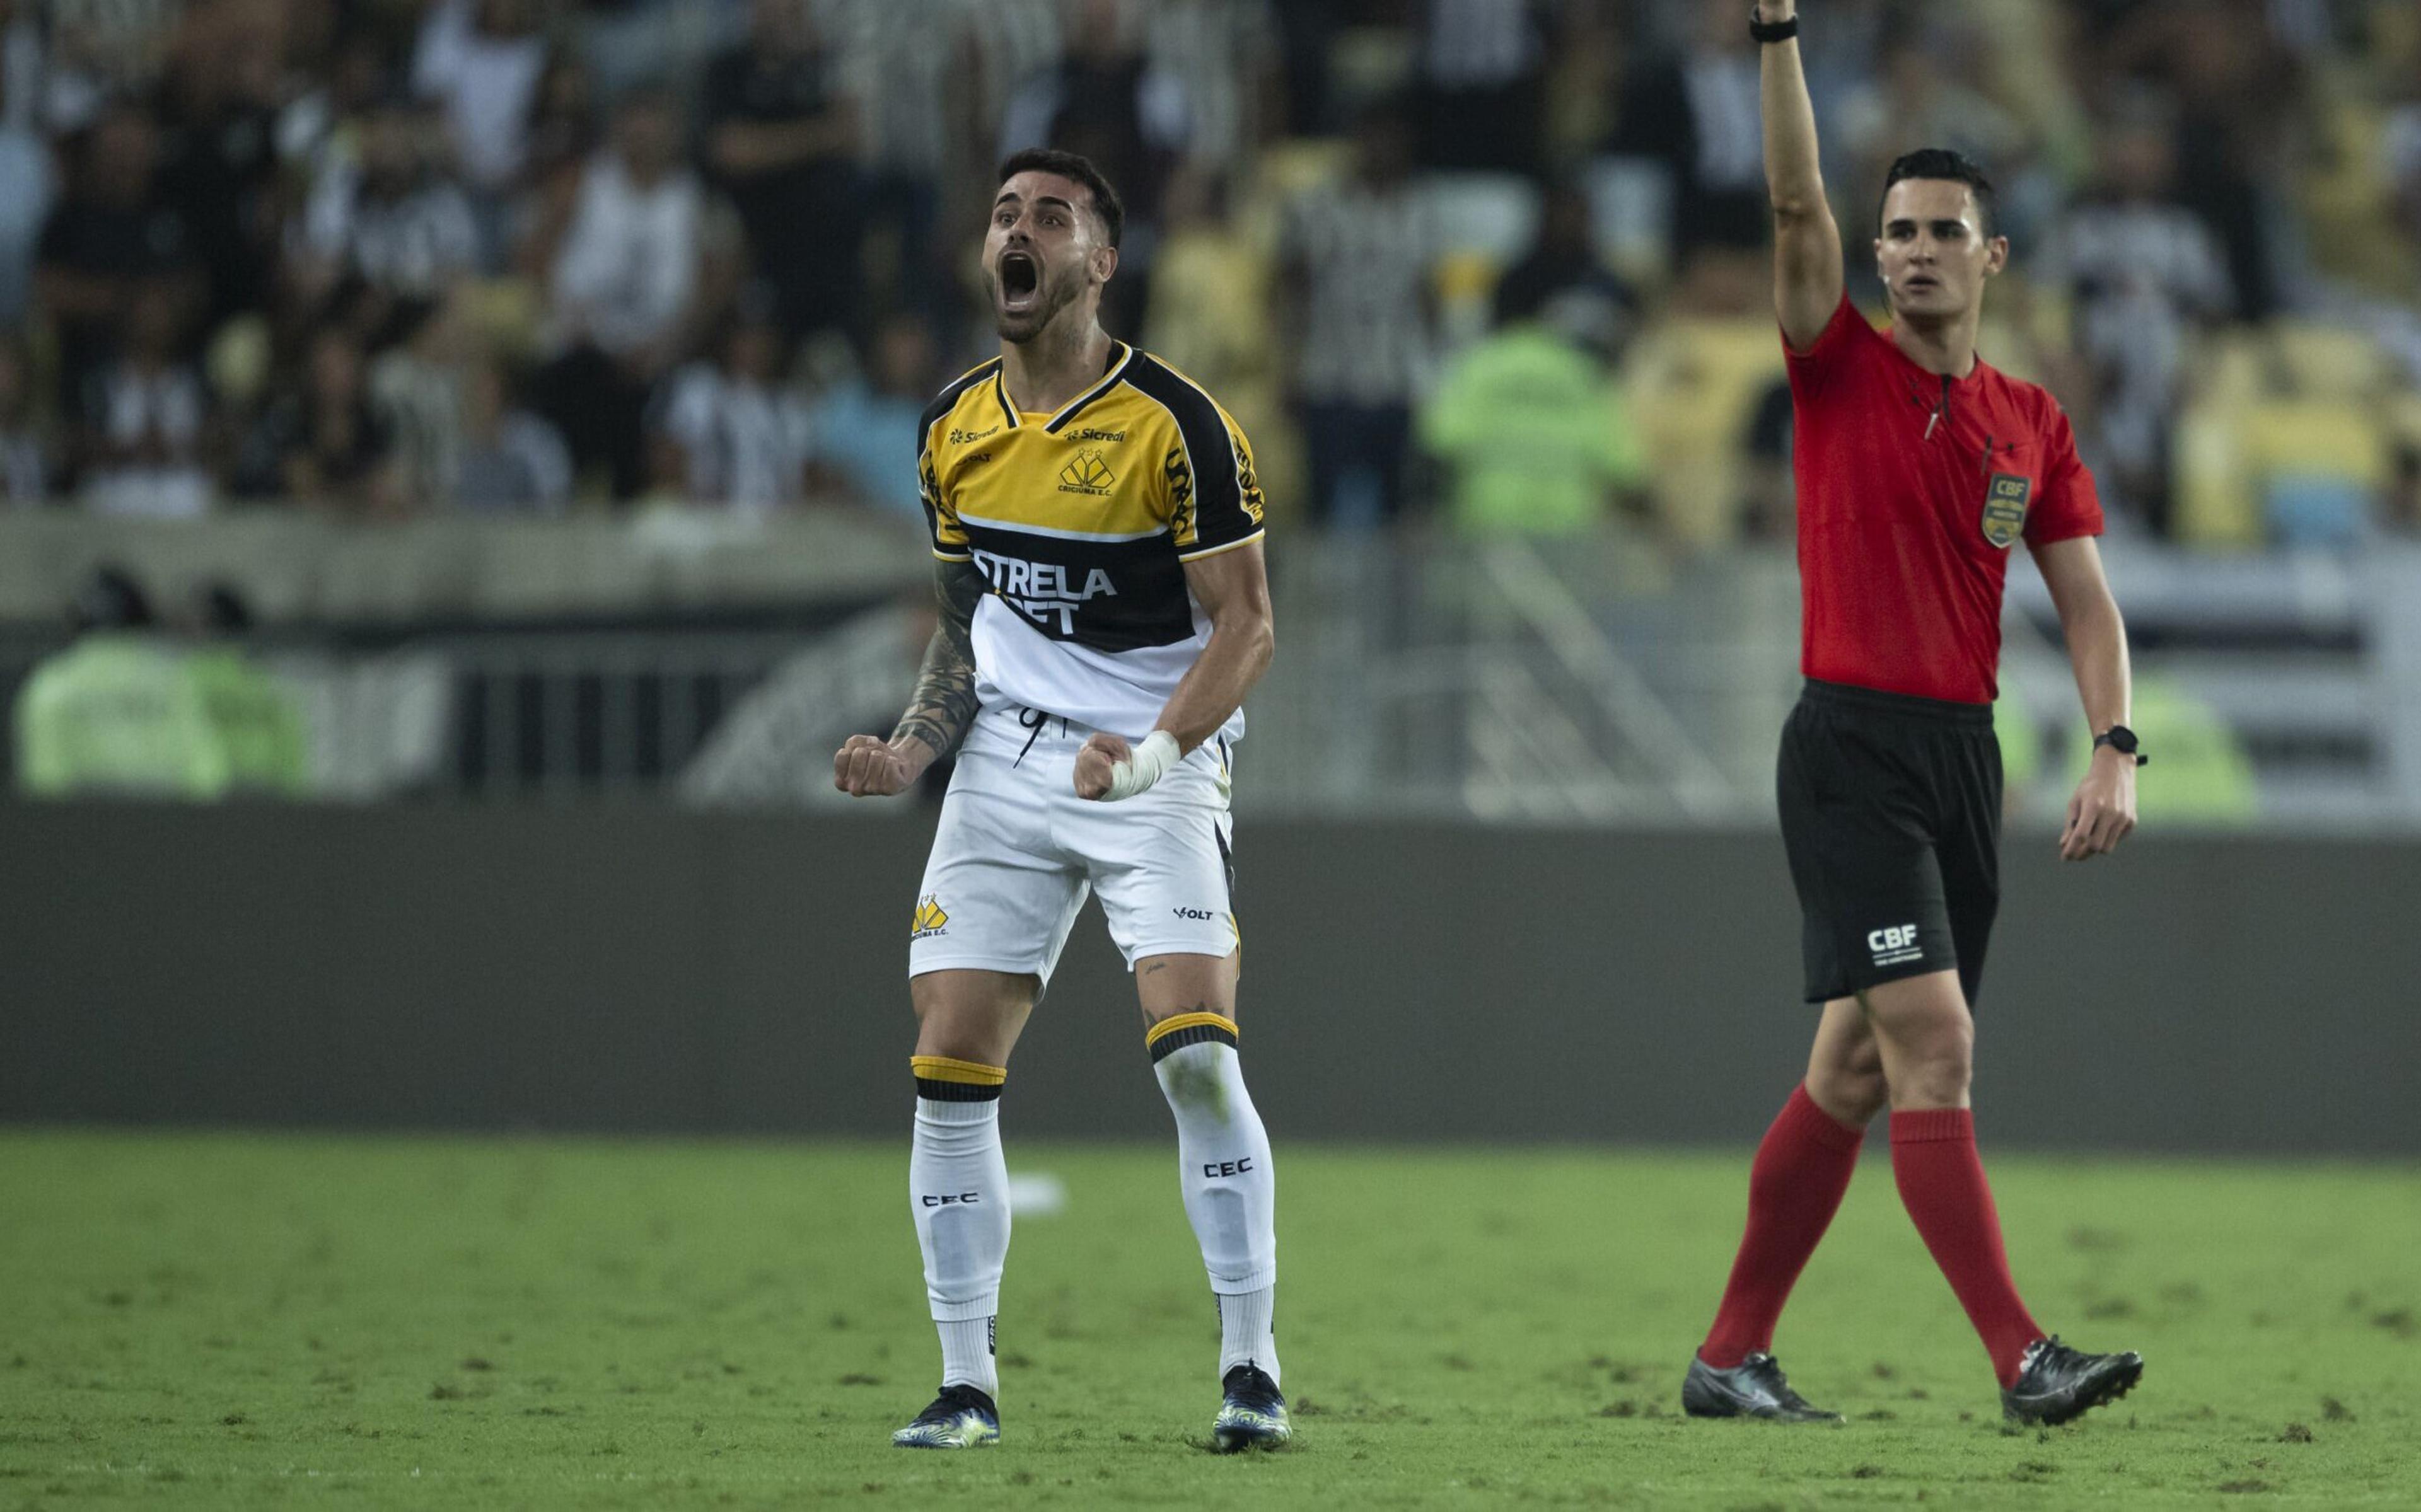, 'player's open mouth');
1901,274,1939,292
999,252,1040,312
